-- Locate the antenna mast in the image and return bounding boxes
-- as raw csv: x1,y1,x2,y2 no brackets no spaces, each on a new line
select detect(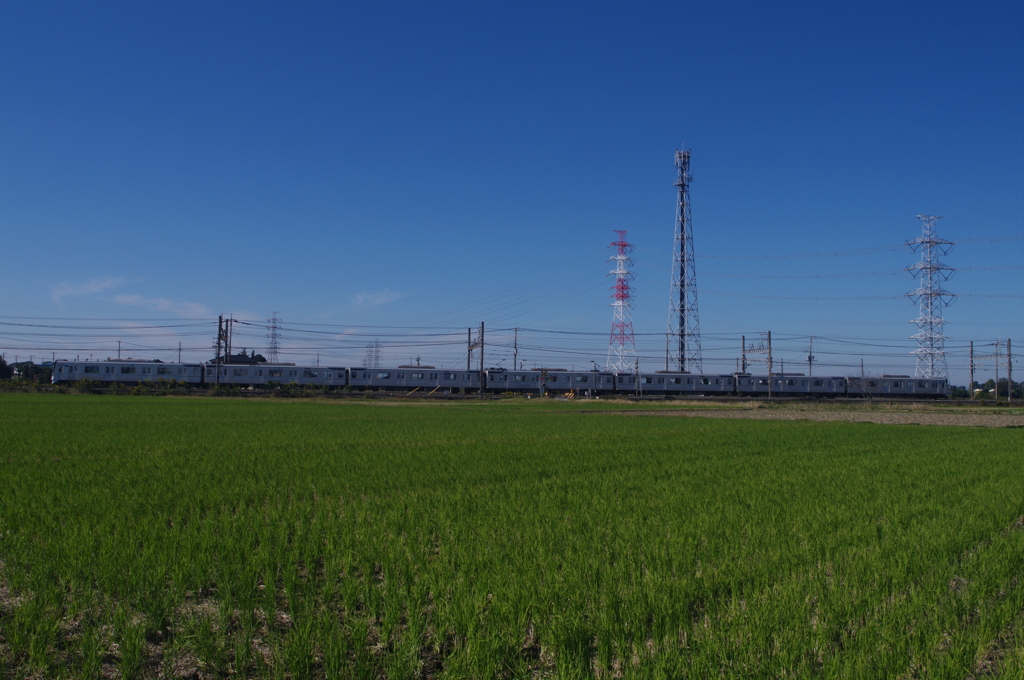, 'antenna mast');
606,230,637,372
666,148,702,372
905,215,955,378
